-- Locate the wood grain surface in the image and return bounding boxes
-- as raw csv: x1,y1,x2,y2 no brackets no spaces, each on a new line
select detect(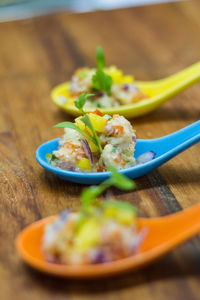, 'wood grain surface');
0,0,200,299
